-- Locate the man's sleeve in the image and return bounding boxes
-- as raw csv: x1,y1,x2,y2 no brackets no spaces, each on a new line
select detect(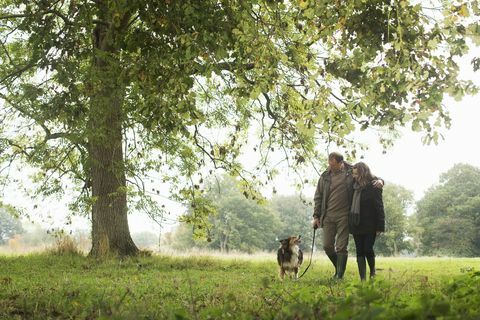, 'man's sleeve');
313,176,323,218
374,176,385,189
